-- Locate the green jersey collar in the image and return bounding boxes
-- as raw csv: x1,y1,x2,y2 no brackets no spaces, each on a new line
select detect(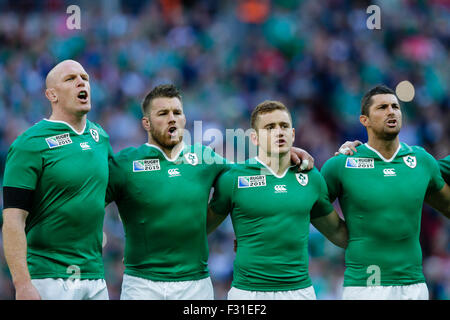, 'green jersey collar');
144,142,186,162
364,142,413,162
43,118,87,135
254,156,296,178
